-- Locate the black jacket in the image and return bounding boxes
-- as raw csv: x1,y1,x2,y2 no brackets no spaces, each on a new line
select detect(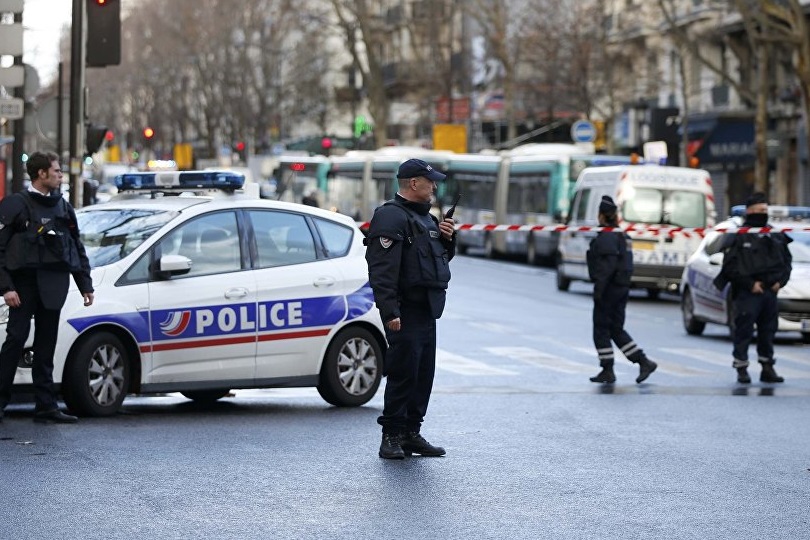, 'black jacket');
365,194,455,321
715,225,792,296
587,231,632,301
0,190,94,302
